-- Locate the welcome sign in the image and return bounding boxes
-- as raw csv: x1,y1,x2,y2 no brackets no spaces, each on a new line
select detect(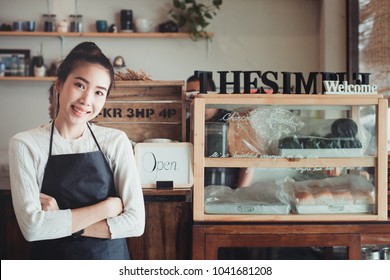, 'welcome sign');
323,80,378,94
